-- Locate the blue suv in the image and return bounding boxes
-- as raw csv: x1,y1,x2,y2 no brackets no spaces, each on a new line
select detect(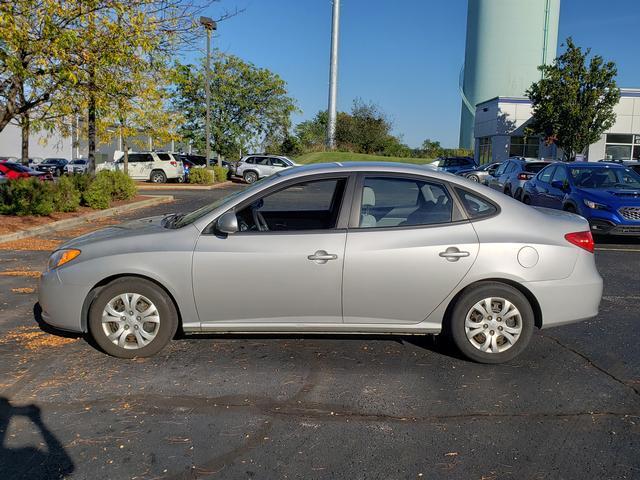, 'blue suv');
522,162,640,236
436,156,477,174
